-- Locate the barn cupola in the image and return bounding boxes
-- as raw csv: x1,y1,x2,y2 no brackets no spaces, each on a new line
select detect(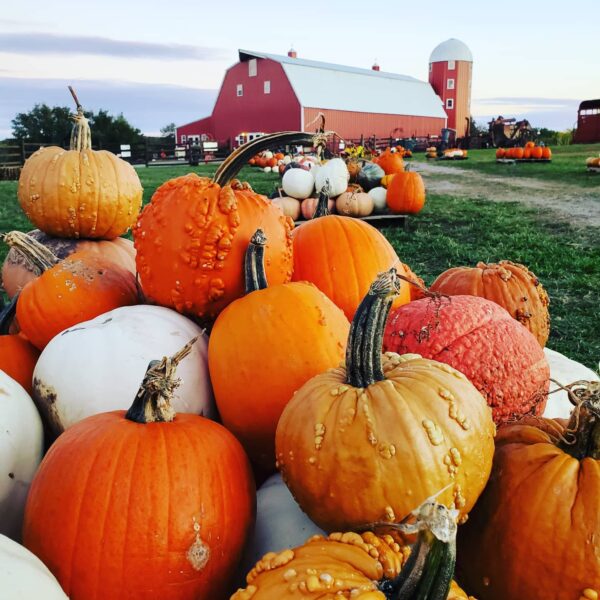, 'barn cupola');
371,60,380,71
428,38,473,138
288,47,297,58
